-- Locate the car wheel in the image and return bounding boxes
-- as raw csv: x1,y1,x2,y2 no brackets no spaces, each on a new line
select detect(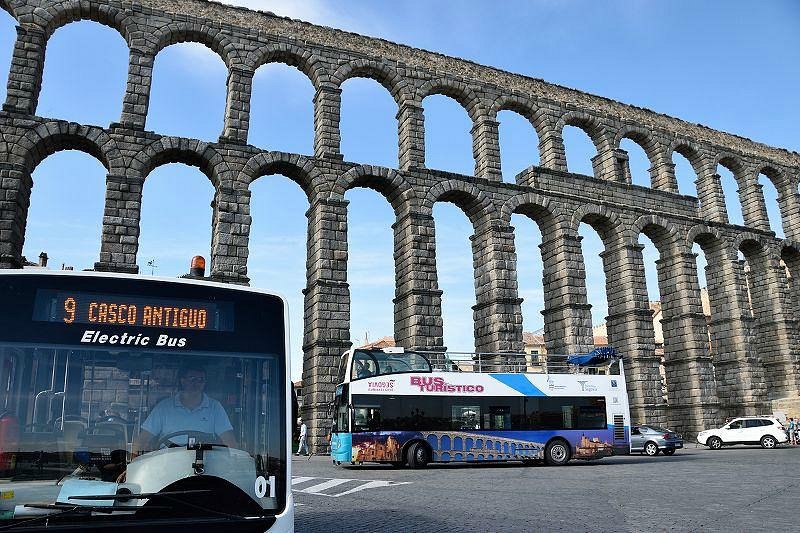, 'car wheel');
544,439,571,466
406,442,430,469
707,436,723,450
644,442,659,456
662,448,676,456
760,435,777,449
